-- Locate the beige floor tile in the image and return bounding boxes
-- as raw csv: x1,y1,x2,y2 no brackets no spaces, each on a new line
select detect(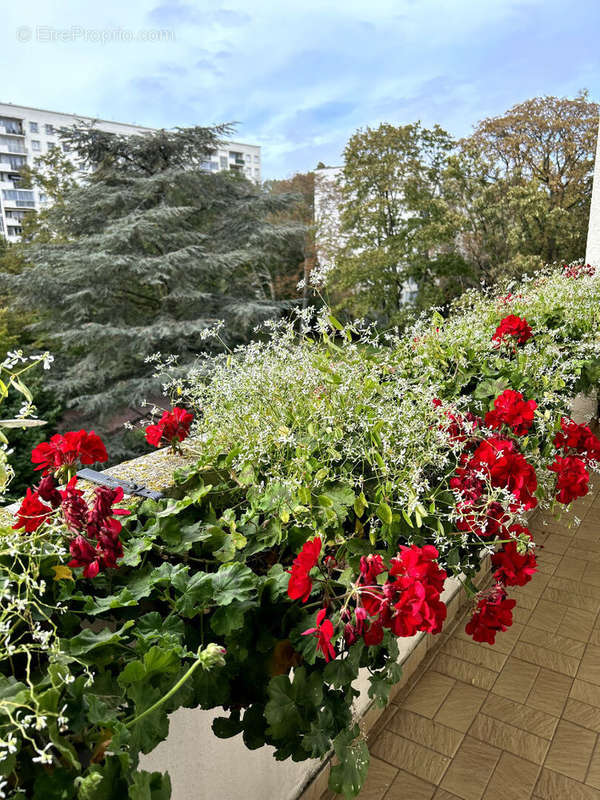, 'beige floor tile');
440,736,501,800
430,653,497,691
535,768,600,800
577,644,600,686
586,738,600,791
352,756,397,800
511,641,580,677
387,709,463,758
491,656,540,703
550,574,600,600
563,697,600,732
589,628,600,647
481,693,558,739
527,600,568,633
541,534,571,555
370,731,450,784
571,678,600,709
441,638,507,672
543,586,600,614
511,588,540,611
526,668,573,716
518,625,586,659
554,556,588,581
469,713,549,764
434,682,487,733
543,720,596,782
557,607,597,642
513,604,534,625
402,671,455,718
382,768,436,799
483,751,541,800
582,563,600,588
433,791,462,800
571,547,600,565
535,551,561,576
